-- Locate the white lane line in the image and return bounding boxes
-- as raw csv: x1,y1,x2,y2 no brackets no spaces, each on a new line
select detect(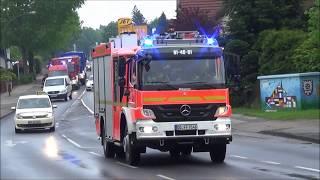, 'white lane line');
116,161,138,169
295,166,320,173
261,161,281,165
230,155,248,159
61,134,81,148
81,99,94,115
89,151,103,157
156,174,176,180
78,89,86,100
